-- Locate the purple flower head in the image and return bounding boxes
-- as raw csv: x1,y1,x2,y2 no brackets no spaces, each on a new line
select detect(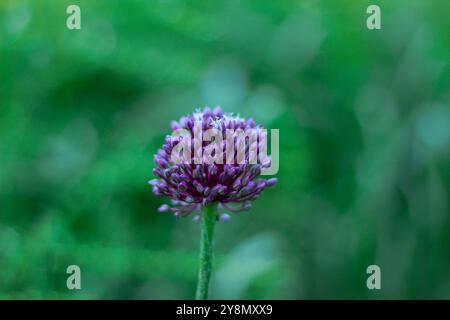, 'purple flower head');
150,106,277,219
